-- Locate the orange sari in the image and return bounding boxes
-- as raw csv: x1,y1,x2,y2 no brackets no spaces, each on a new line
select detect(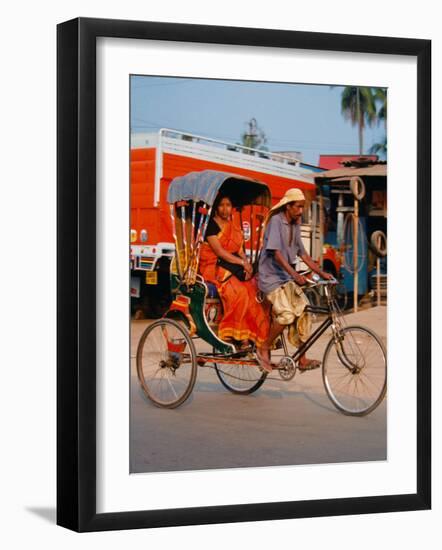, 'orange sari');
199,218,269,346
